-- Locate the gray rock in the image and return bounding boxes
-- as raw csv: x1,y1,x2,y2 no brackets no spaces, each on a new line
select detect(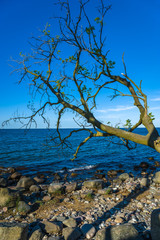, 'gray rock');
10,172,22,180
153,171,160,184
63,218,77,228
17,201,31,214
62,227,81,240
65,182,77,193
0,187,19,207
83,180,103,189
106,223,140,240
48,183,64,194
29,185,41,192
17,177,35,190
118,173,129,181
81,224,96,239
96,224,140,240
0,178,7,187
151,208,160,240
95,228,107,240
0,222,28,240
140,178,149,187
29,228,44,240
43,221,63,234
